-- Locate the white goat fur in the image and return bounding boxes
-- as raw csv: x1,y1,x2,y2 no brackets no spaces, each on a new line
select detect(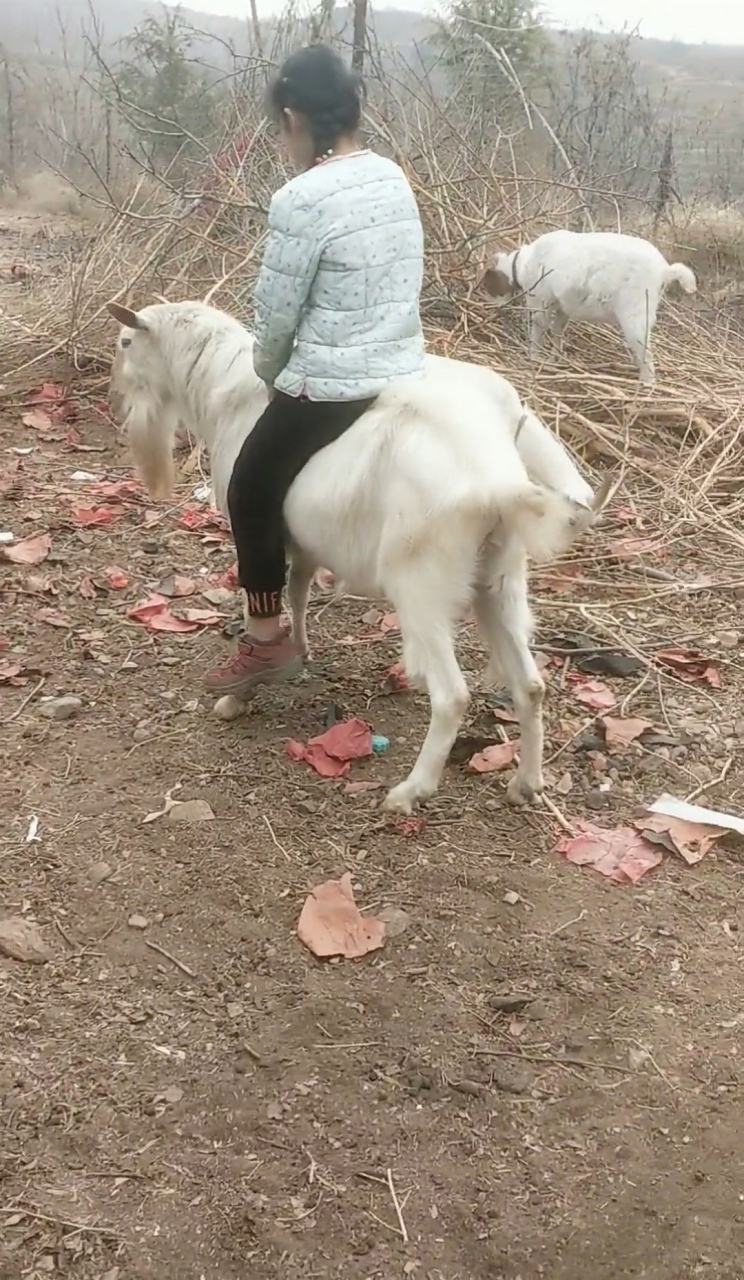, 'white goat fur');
109,300,606,815
483,230,697,388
